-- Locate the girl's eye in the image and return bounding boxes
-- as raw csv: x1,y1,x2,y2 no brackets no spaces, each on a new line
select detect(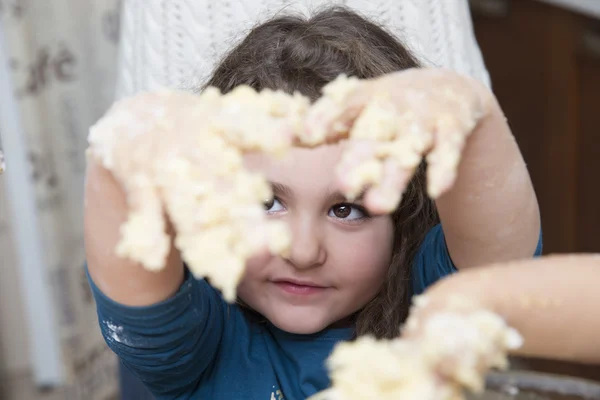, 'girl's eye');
264,197,285,214
328,204,369,221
